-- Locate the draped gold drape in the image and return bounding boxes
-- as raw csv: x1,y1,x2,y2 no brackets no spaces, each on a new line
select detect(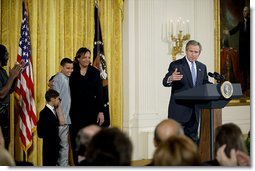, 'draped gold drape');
0,0,123,166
